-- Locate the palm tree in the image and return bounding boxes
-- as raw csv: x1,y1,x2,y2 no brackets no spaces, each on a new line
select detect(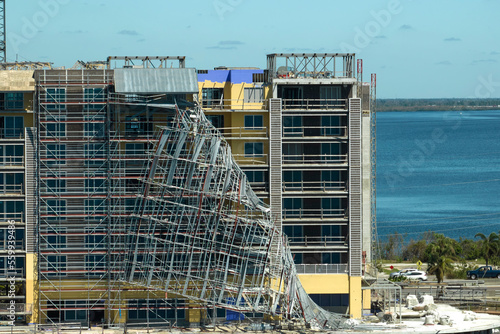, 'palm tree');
475,232,500,266
424,233,461,283
427,255,454,283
